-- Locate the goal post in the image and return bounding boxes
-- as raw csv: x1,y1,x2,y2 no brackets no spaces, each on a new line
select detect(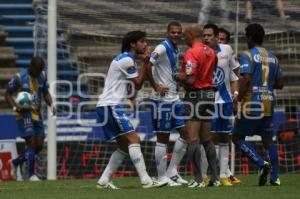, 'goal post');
47,0,57,180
